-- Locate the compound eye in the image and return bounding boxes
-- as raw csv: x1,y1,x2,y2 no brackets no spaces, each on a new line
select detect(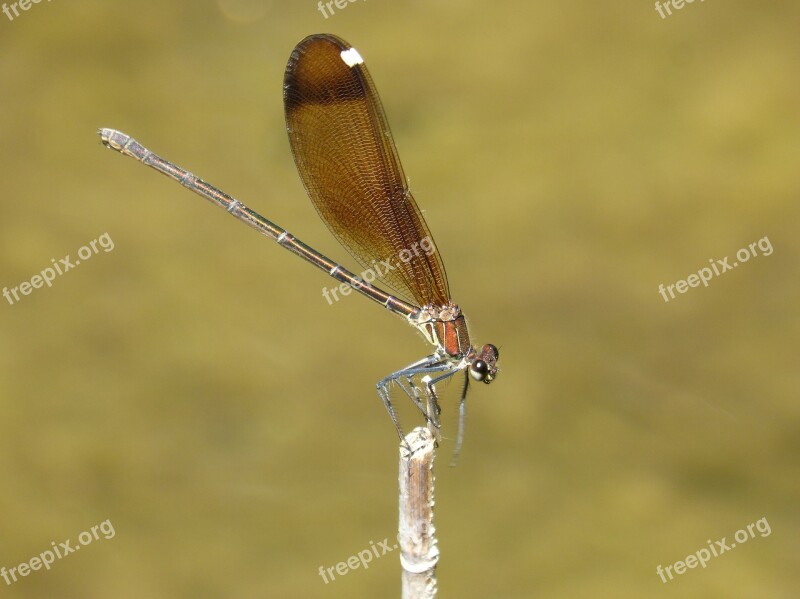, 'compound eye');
469,359,489,382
